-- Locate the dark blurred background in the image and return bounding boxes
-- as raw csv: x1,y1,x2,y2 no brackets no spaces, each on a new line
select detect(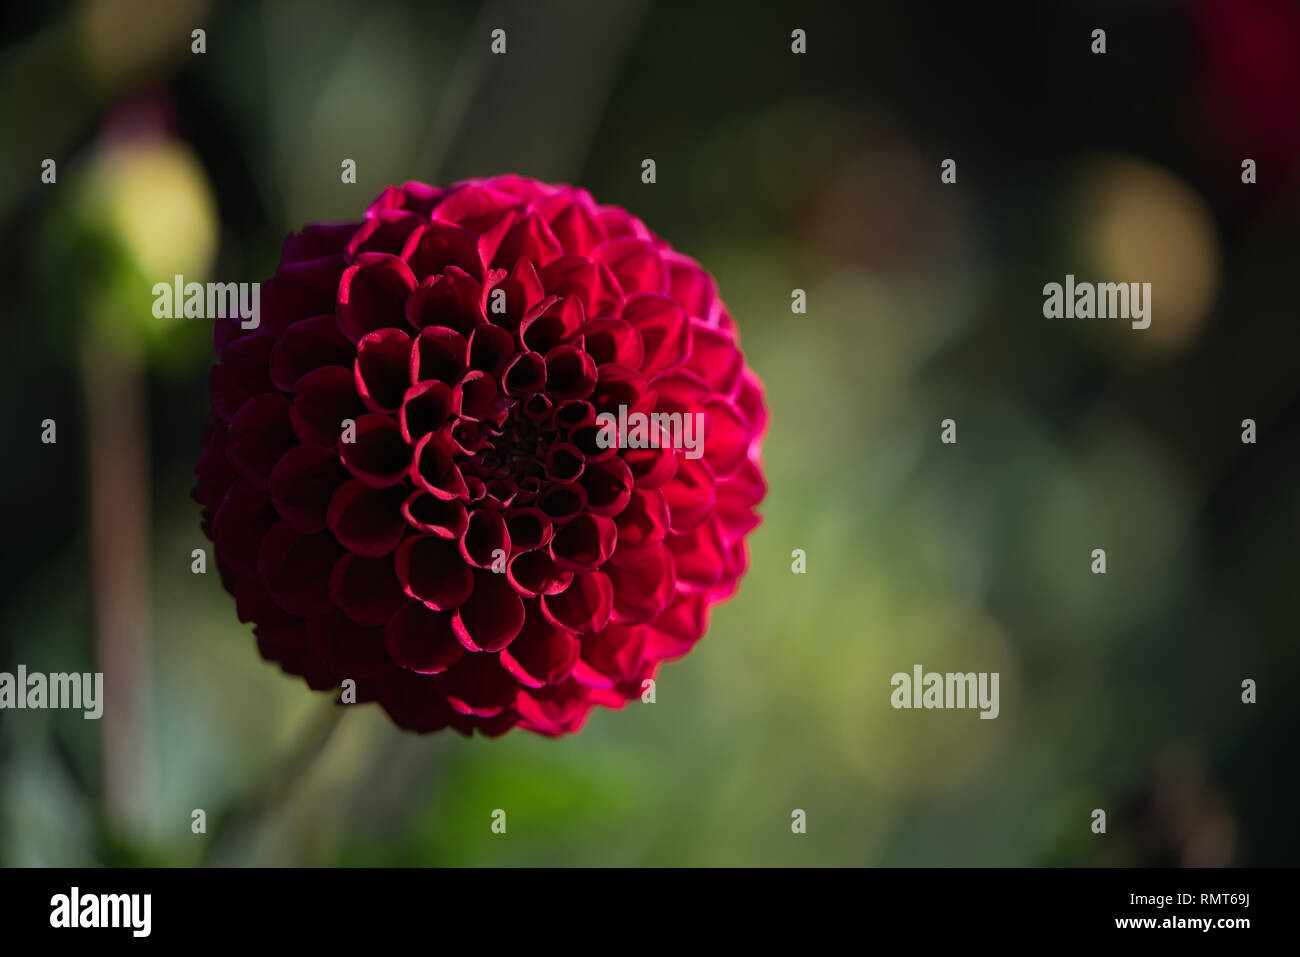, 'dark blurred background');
1,0,1298,866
